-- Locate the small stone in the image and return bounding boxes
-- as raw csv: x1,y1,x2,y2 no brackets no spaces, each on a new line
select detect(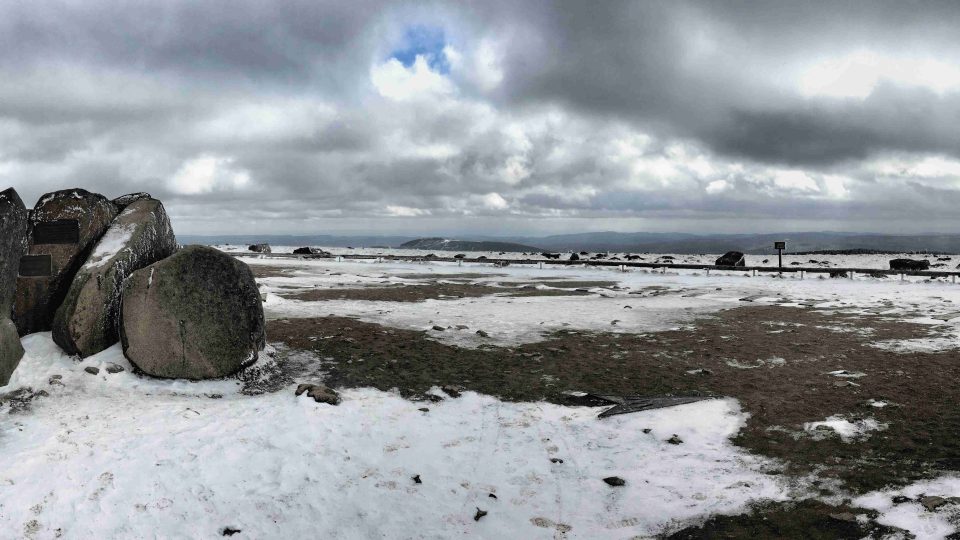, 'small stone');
603,476,626,487
295,383,341,405
892,495,911,504
432,325,446,331
455,325,469,330
642,428,652,434
476,330,489,338
412,474,422,484
84,366,100,375
488,493,497,499
550,458,564,464
105,363,125,374
441,385,462,398
666,434,683,445
418,407,430,412
474,508,488,521
921,496,948,512
221,527,242,536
